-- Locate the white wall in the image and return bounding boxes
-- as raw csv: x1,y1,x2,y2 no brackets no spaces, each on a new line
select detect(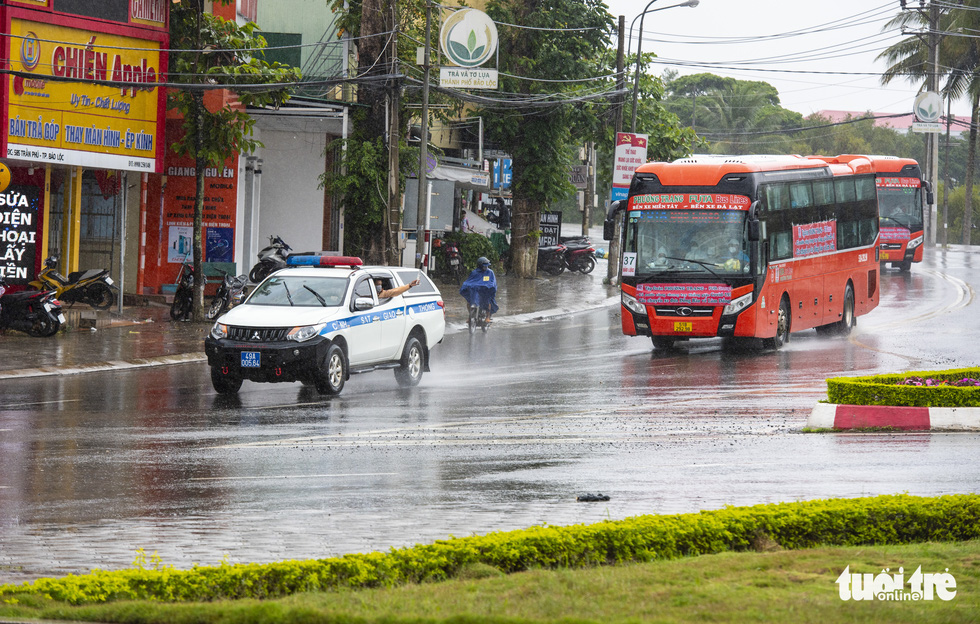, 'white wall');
254,124,329,255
